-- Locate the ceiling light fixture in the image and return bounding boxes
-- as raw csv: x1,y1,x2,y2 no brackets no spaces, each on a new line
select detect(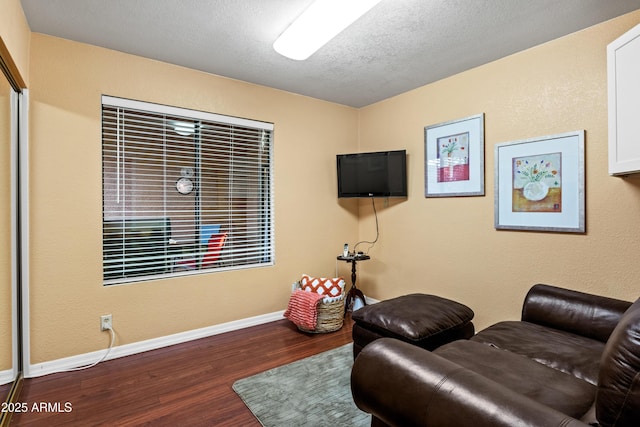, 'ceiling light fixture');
172,121,195,136
273,0,383,61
